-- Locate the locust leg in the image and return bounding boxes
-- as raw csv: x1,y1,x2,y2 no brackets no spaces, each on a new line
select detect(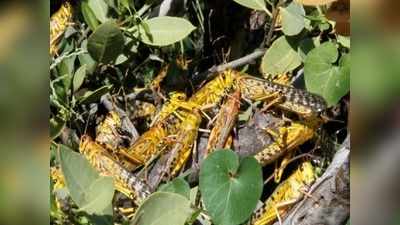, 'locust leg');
260,92,285,112
273,199,300,225
274,151,295,183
